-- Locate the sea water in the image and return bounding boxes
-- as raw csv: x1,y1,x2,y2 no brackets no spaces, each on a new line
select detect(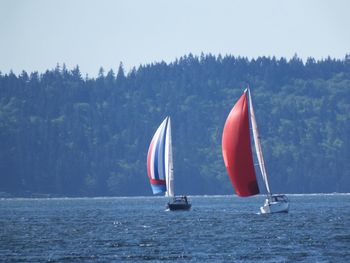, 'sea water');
0,194,349,262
